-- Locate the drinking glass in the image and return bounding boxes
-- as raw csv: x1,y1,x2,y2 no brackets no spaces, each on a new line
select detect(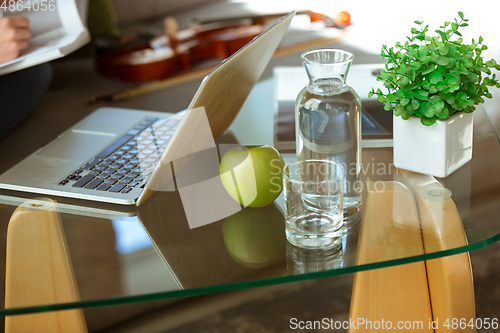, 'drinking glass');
283,159,344,249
